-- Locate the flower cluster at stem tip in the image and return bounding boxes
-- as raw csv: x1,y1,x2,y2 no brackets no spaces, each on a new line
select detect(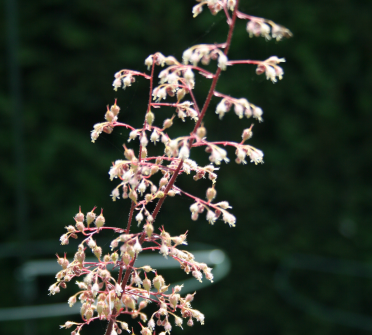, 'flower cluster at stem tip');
51,1,292,335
